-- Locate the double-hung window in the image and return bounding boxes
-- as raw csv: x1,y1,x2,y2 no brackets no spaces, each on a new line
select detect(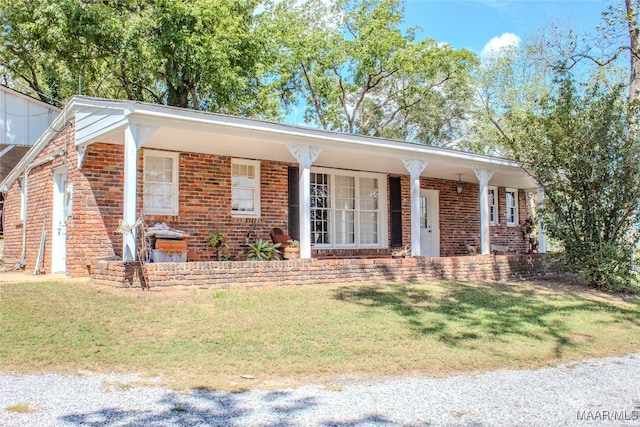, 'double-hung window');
143,150,179,215
488,186,498,226
310,168,387,248
231,159,260,217
505,188,518,226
